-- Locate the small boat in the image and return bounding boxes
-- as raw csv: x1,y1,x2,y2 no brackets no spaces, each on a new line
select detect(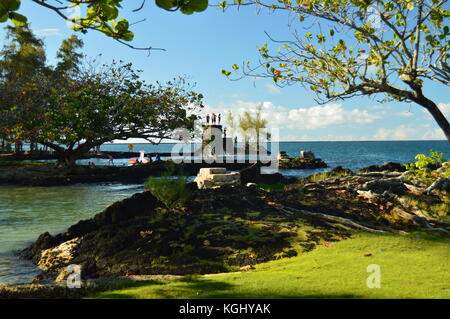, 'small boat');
128,150,150,166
